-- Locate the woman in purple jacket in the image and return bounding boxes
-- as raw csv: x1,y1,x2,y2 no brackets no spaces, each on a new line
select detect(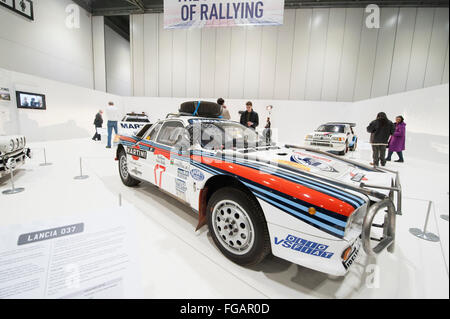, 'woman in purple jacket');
386,116,406,163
